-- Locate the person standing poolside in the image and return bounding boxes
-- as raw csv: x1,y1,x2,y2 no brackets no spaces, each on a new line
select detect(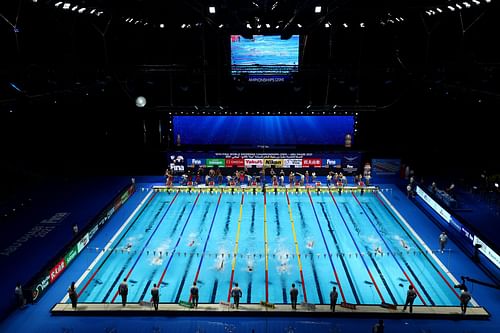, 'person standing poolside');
15,283,25,309
290,283,299,309
460,288,472,314
231,283,243,309
190,282,199,308
68,281,78,309
151,283,159,311
372,319,384,333
439,231,448,253
330,286,338,312
402,285,417,313
118,278,128,306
